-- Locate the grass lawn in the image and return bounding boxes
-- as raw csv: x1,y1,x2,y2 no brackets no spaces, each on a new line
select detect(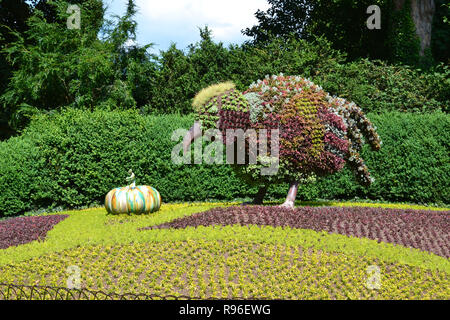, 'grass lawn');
0,201,449,300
